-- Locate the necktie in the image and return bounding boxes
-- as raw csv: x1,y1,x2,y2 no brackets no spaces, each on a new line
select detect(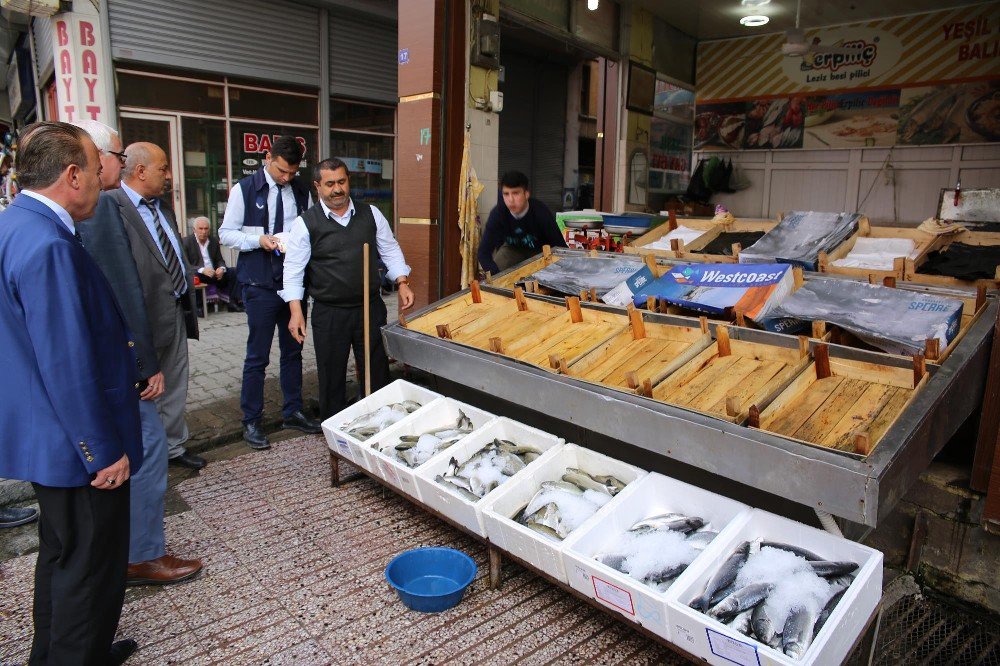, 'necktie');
74,227,84,246
142,199,186,296
273,184,285,235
